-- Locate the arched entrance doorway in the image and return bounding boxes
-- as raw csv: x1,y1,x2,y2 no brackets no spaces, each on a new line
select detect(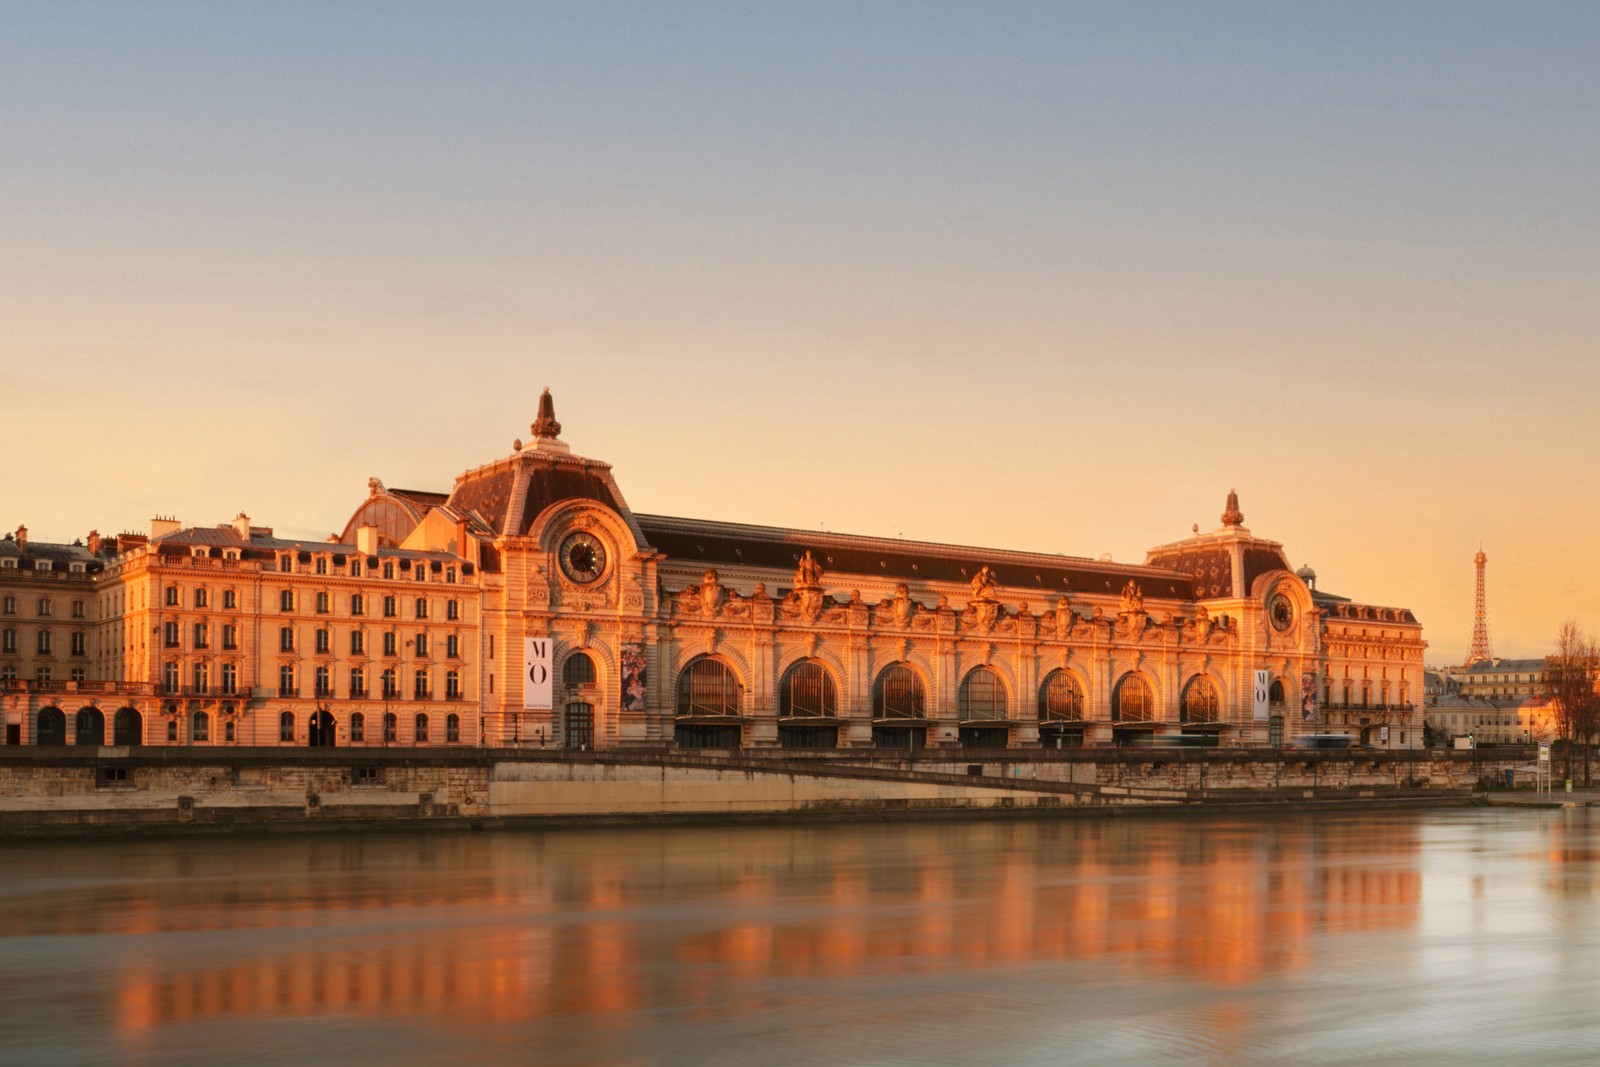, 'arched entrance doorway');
37,707,66,746
113,707,143,746
309,709,336,747
75,707,106,746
